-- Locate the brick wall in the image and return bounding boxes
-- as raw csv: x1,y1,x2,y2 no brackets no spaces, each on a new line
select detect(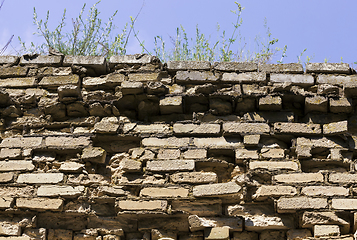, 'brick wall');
0,54,356,239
